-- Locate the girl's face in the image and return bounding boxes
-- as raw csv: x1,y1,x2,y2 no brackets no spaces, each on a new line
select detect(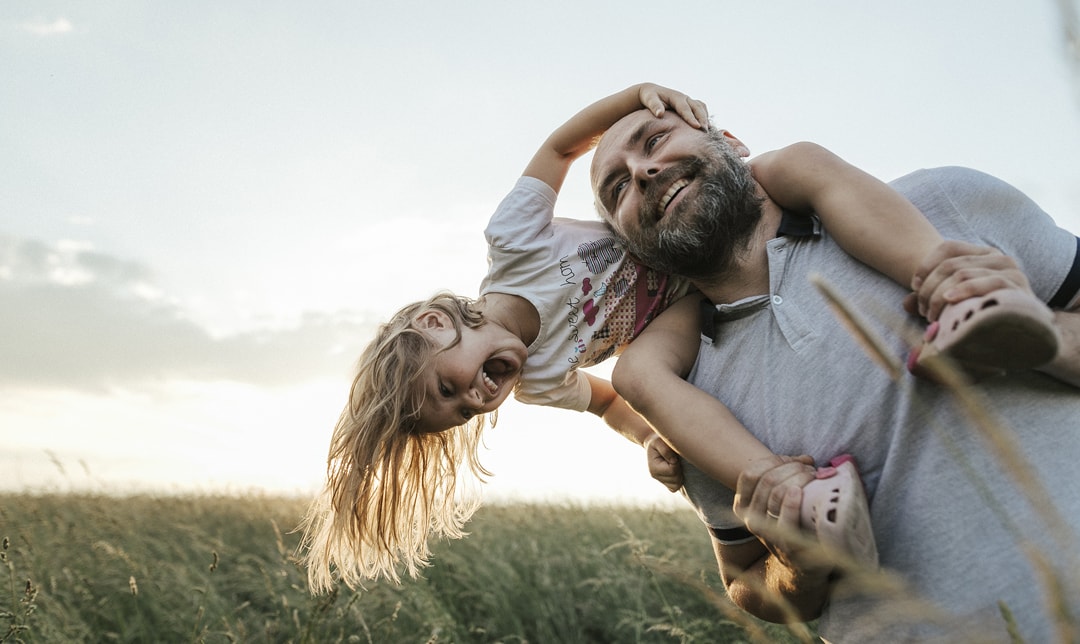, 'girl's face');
413,310,527,434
